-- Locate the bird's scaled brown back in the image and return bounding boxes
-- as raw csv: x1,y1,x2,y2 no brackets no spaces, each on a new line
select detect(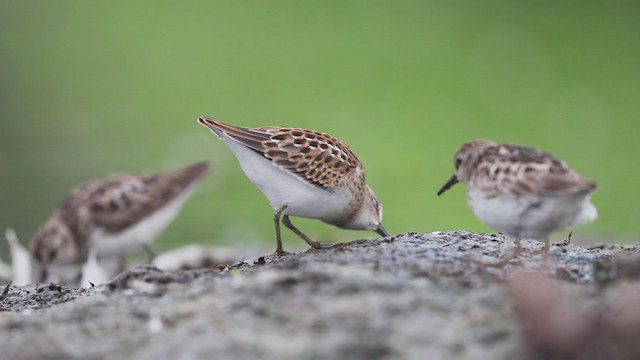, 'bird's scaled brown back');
471,144,597,197
80,161,212,233
31,161,211,268
211,121,364,189
262,127,363,188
